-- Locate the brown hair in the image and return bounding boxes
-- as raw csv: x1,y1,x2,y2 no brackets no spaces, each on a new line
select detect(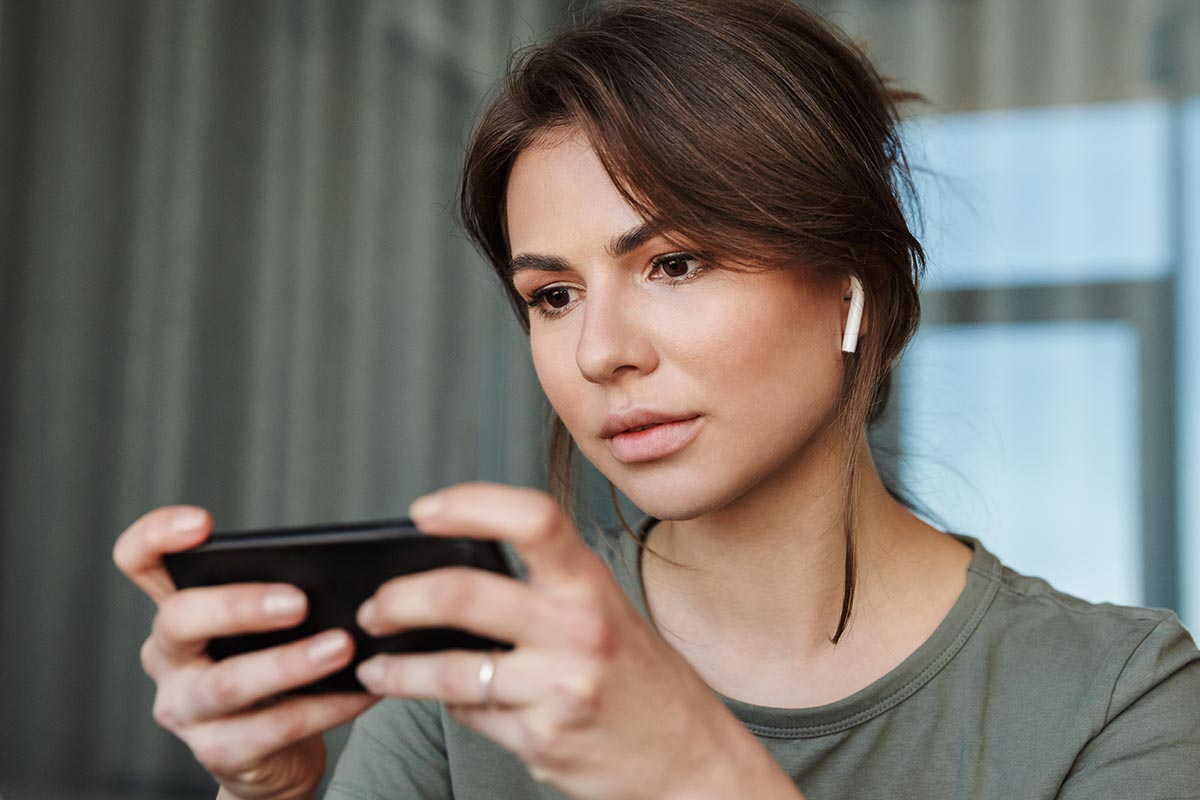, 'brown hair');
459,0,927,644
